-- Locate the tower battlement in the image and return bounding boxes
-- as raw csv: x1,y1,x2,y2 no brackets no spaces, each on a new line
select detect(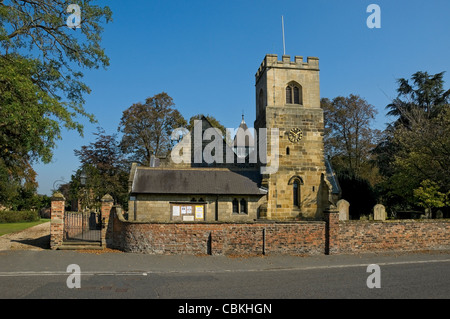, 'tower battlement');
255,54,319,81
